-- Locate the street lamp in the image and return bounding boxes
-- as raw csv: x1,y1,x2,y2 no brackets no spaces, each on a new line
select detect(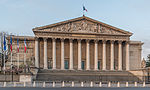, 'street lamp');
148,68,150,83
11,64,13,82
